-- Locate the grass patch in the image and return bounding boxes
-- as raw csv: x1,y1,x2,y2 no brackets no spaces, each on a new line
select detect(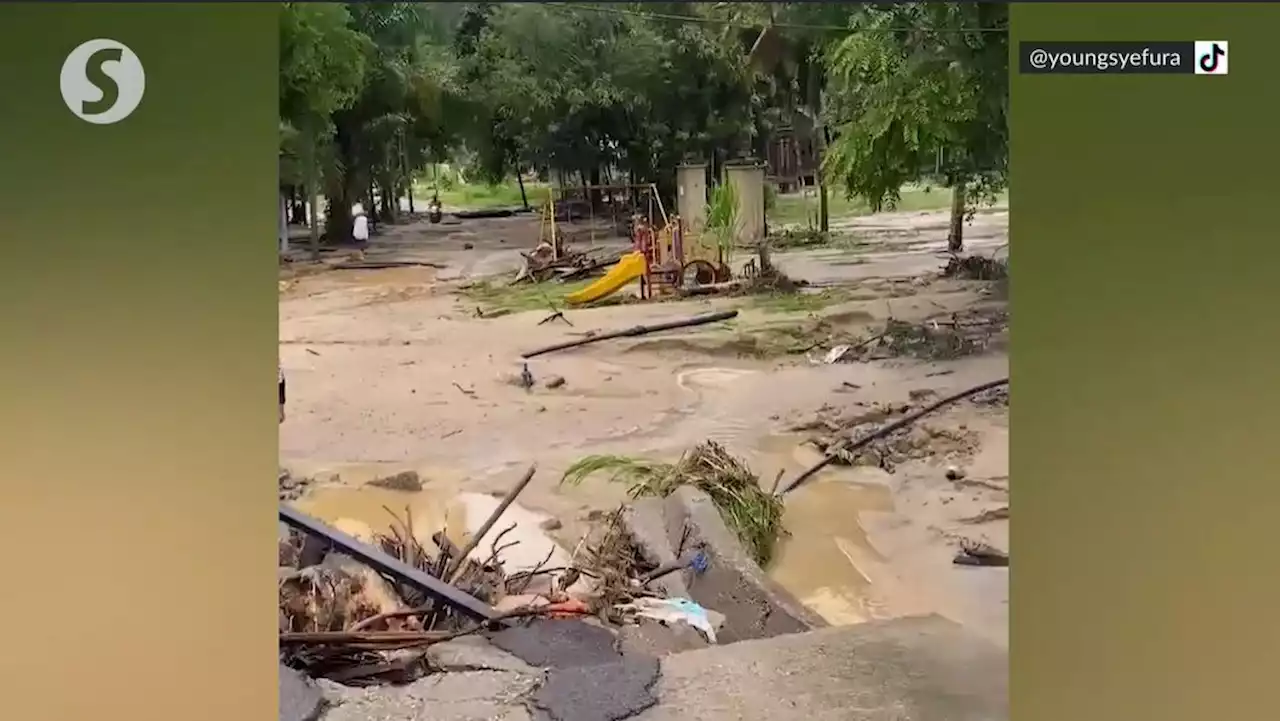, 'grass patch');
414,180,552,211
561,442,785,566
756,318,862,355
770,184,1008,228
460,278,596,314
747,288,854,315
